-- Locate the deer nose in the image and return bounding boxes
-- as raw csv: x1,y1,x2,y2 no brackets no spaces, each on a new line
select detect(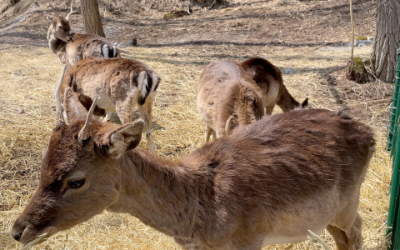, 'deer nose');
11,218,27,242
12,231,23,242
